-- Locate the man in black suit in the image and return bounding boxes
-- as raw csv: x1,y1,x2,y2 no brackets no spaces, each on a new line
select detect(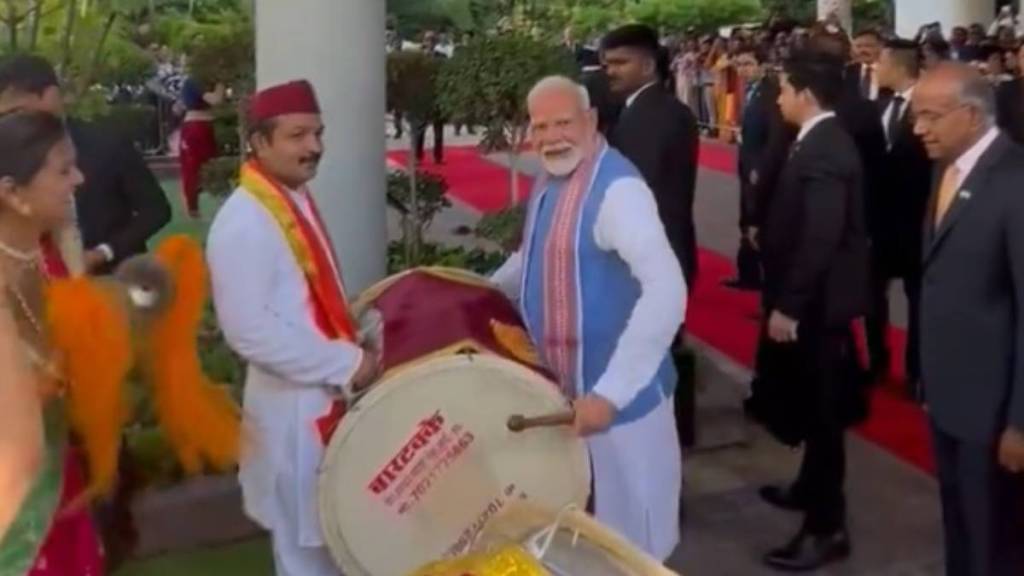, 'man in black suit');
845,29,889,102
996,43,1024,145
725,45,779,290
756,50,869,572
0,55,171,275
911,62,1024,576
601,24,700,448
602,24,700,286
869,39,933,396
413,30,447,165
